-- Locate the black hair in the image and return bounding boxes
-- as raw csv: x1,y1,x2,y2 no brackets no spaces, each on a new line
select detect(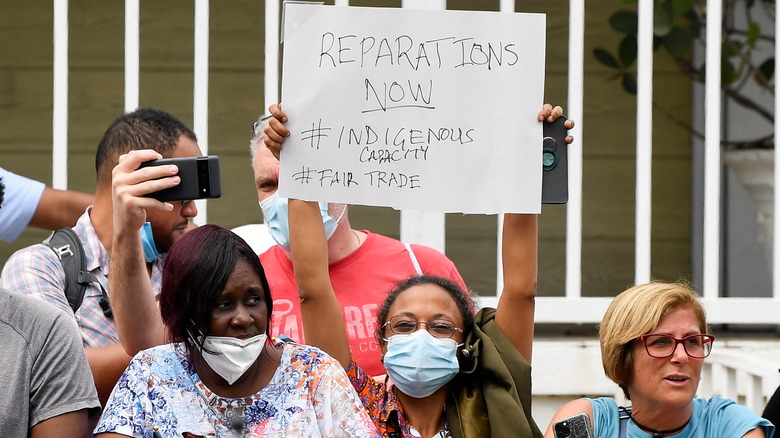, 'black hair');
94,108,197,184
374,275,475,344
0,177,4,208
